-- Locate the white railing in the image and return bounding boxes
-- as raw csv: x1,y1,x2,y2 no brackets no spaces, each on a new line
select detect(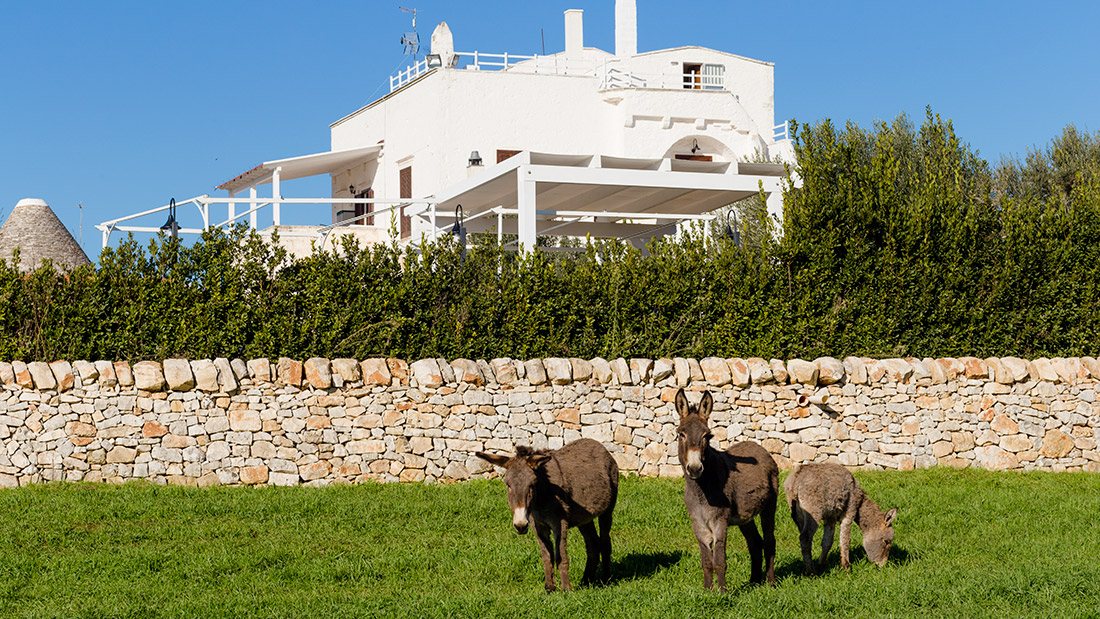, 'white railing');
773,120,789,142
389,57,430,91
597,63,726,91
95,195,435,249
